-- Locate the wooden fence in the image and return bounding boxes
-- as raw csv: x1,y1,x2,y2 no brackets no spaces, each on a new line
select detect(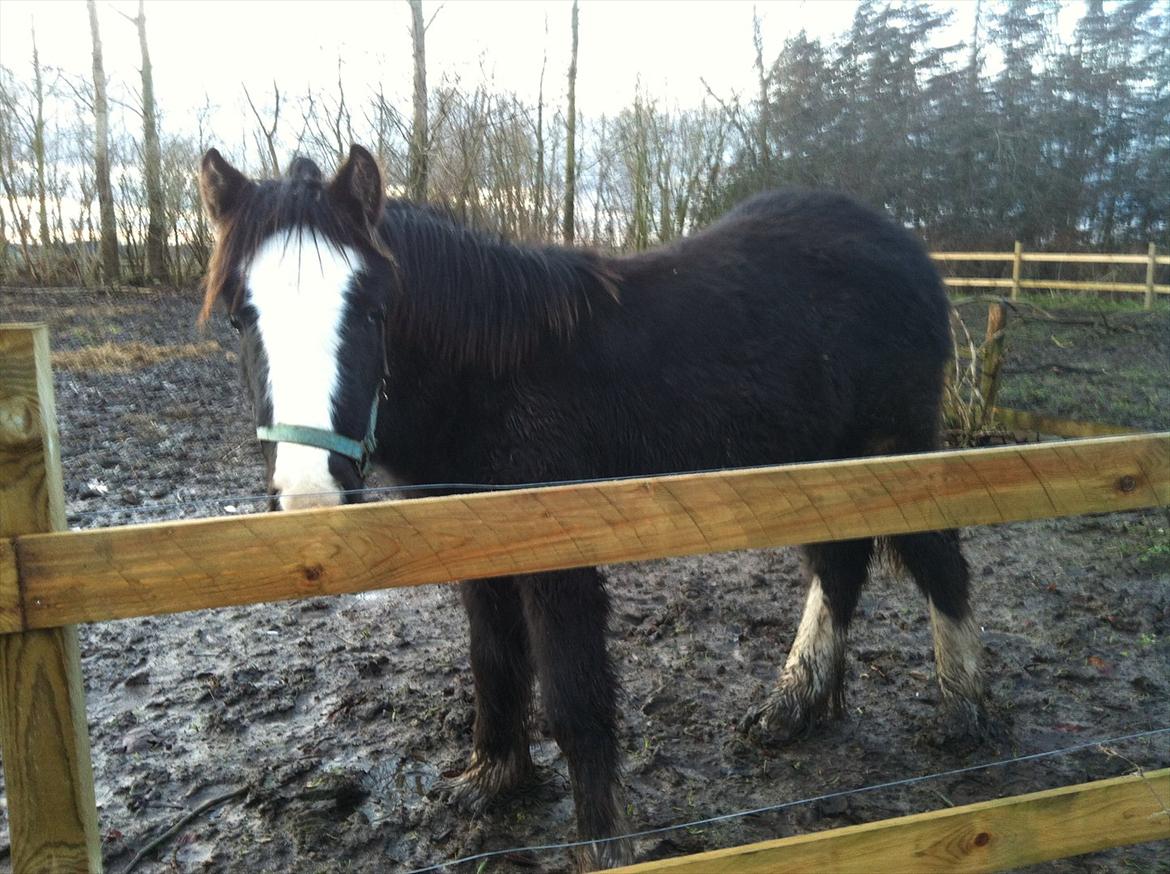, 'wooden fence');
1,322,1168,871
931,243,1169,308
